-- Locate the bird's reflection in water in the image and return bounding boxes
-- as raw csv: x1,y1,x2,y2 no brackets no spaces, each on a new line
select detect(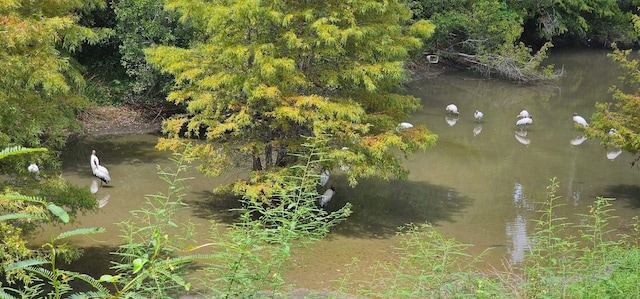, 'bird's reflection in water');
473,124,482,136
607,148,622,160
90,180,99,194
514,130,530,145
445,116,458,126
97,194,110,209
570,135,587,146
